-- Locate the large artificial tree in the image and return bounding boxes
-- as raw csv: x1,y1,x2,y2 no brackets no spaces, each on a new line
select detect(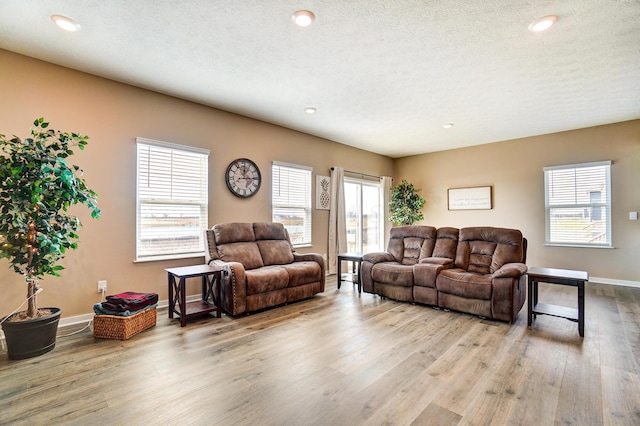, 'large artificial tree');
389,179,426,226
0,118,100,321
